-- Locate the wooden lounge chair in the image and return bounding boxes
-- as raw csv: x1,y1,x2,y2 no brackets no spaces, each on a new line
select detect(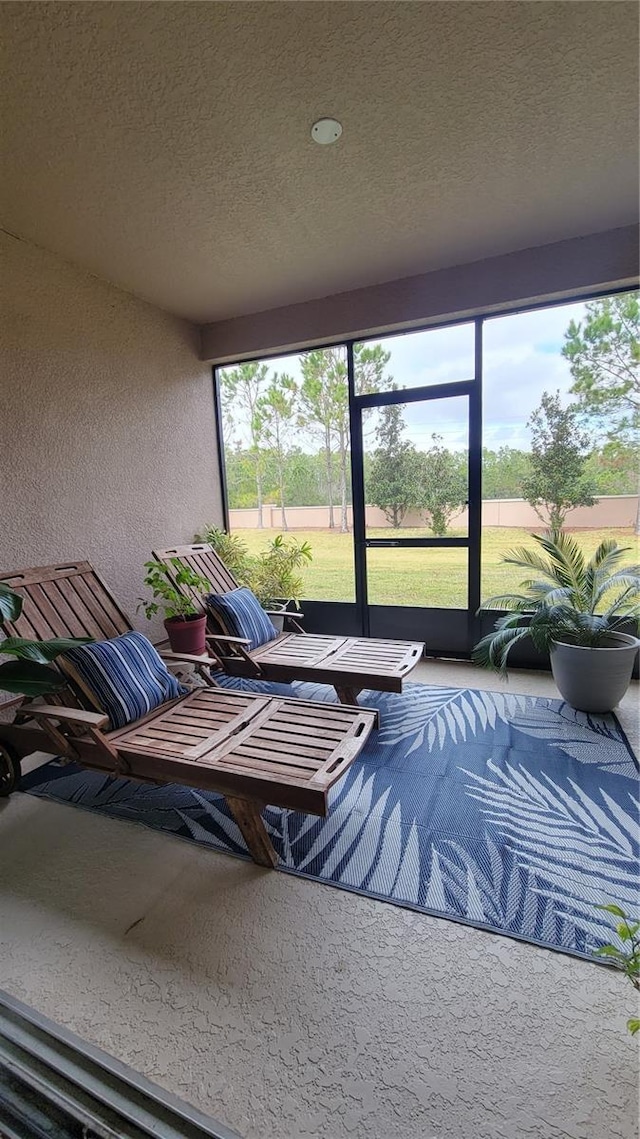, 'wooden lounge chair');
0,561,377,867
153,543,424,705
